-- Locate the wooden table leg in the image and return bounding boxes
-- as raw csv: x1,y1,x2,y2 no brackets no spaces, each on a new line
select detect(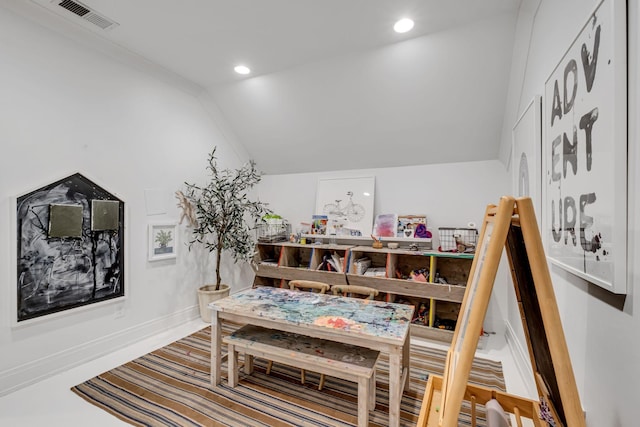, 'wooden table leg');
228,342,238,387
244,354,254,374
388,349,401,427
357,376,369,427
210,309,222,387
403,333,411,392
